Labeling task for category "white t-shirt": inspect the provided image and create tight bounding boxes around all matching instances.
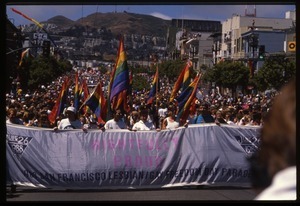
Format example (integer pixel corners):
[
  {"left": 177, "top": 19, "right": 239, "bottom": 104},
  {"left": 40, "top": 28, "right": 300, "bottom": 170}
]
[
  {"left": 165, "top": 117, "right": 179, "bottom": 130},
  {"left": 158, "top": 108, "right": 168, "bottom": 118},
  {"left": 104, "top": 119, "right": 127, "bottom": 129},
  {"left": 132, "top": 120, "right": 156, "bottom": 131},
  {"left": 58, "top": 118, "right": 83, "bottom": 129},
  {"left": 254, "top": 166, "right": 296, "bottom": 200}
]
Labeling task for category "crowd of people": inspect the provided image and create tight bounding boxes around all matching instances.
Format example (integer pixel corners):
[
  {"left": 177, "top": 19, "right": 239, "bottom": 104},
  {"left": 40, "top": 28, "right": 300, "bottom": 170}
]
[
  {"left": 6, "top": 66, "right": 278, "bottom": 132},
  {"left": 6, "top": 65, "right": 296, "bottom": 200}
]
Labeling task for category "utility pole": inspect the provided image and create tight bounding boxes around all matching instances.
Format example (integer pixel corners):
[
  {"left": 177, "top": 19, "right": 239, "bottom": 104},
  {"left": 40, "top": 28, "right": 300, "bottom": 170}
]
[
  {"left": 248, "top": 32, "right": 258, "bottom": 78},
  {"left": 197, "top": 33, "right": 202, "bottom": 72}
]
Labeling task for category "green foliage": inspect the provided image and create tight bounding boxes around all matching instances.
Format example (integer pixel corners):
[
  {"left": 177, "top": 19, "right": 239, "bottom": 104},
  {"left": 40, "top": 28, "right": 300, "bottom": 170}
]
[
  {"left": 253, "top": 54, "right": 296, "bottom": 91},
  {"left": 131, "top": 74, "right": 149, "bottom": 91},
  {"left": 203, "top": 61, "right": 249, "bottom": 90},
  {"left": 98, "top": 65, "right": 108, "bottom": 74},
  {"left": 27, "top": 56, "right": 72, "bottom": 89},
  {"left": 159, "top": 59, "right": 196, "bottom": 81}
]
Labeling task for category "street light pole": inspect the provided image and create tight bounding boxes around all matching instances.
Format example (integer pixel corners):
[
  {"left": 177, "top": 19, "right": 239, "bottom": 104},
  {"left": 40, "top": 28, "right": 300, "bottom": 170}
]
[{"left": 197, "top": 33, "right": 202, "bottom": 72}]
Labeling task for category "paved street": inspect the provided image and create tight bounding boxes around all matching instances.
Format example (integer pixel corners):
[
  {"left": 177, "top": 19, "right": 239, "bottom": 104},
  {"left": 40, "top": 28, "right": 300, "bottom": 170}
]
[{"left": 6, "top": 185, "right": 257, "bottom": 202}]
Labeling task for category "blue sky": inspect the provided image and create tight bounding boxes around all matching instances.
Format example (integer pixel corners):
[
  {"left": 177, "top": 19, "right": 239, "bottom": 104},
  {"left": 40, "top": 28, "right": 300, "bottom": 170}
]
[{"left": 6, "top": 3, "right": 296, "bottom": 26}]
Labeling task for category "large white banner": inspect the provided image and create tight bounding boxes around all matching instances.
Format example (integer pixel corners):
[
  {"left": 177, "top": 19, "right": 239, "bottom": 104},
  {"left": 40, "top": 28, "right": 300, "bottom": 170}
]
[{"left": 6, "top": 123, "right": 261, "bottom": 189}]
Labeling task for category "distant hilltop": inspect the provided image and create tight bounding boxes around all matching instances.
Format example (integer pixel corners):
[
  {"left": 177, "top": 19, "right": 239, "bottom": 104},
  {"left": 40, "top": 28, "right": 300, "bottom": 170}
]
[{"left": 42, "top": 11, "right": 171, "bottom": 37}]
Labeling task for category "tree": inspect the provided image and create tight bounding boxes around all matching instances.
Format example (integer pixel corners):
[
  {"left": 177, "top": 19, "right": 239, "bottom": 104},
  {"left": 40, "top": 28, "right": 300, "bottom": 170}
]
[
  {"left": 203, "top": 61, "right": 249, "bottom": 97},
  {"left": 132, "top": 74, "right": 149, "bottom": 91},
  {"left": 27, "top": 56, "right": 72, "bottom": 89},
  {"left": 253, "top": 54, "right": 296, "bottom": 91}
]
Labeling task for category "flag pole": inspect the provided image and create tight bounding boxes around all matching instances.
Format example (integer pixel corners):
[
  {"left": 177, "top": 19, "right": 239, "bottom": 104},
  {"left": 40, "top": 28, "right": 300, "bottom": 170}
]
[{"left": 155, "top": 62, "right": 159, "bottom": 110}]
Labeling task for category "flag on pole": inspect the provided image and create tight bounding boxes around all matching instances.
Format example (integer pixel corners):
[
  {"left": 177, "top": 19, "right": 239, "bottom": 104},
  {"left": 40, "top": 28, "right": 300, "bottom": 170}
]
[
  {"left": 176, "top": 73, "right": 201, "bottom": 124},
  {"left": 169, "top": 59, "right": 192, "bottom": 103},
  {"left": 11, "top": 8, "right": 57, "bottom": 48},
  {"left": 48, "top": 77, "right": 70, "bottom": 124},
  {"left": 81, "top": 82, "right": 107, "bottom": 125},
  {"left": 108, "top": 35, "right": 130, "bottom": 115},
  {"left": 18, "top": 48, "right": 30, "bottom": 66},
  {"left": 11, "top": 8, "right": 44, "bottom": 29},
  {"left": 73, "top": 71, "right": 80, "bottom": 112},
  {"left": 146, "top": 65, "right": 159, "bottom": 105},
  {"left": 80, "top": 78, "right": 90, "bottom": 114}
]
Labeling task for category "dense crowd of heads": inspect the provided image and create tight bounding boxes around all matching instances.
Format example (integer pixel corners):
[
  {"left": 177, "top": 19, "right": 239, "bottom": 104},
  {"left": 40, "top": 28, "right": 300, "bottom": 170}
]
[{"left": 6, "top": 67, "right": 280, "bottom": 130}]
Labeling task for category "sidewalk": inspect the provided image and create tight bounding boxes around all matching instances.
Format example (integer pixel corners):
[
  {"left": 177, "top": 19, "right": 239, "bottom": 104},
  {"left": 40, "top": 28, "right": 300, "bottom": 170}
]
[{"left": 6, "top": 185, "right": 258, "bottom": 202}]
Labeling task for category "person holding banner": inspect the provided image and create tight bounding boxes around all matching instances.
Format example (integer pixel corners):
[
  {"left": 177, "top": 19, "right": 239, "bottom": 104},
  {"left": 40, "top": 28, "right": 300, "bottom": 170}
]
[
  {"left": 132, "top": 106, "right": 159, "bottom": 131},
  {"left": 6, "top": 108, "right": 24, "bottom": 125},
  {"left": 104, "top": 109, "right": 128, "bottom": 130},
  {"left": 252, "top": 78, "right": 296, "bottom": 200},
  {"left": 161, "top": 110, "right": 179, "bottom": 130},
  {"left": 53, "top": 106, "right": 86, "bottom": 131}
]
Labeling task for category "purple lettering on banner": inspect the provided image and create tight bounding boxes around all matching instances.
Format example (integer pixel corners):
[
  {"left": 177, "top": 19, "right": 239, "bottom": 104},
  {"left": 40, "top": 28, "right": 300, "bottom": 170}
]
[
  {"left": 129, "top": 137, "right": 135, "bottom": 149},
  {"left": 116, "top": 138, "right": 125, "bottom": 149},
  {"left": 124, "top": 155, "right": 132, "bottom": 167},
  {"left": 92, "top": 139, "right": 100, "bottom": 151},
  {"left": 137, "top": 138, "right": 143, "bottom": 148},
  {"left": 172, "top": 136, "right": 179, "bottom": 148},
  {"left": 114, "top": 155, "right": 122, "bottom": 167},
  {"left": 146, "top": 138, "right": 154, "bottom": 150},
  {"left": 108, "top": 139, "right": 115, "bottom": 149}
]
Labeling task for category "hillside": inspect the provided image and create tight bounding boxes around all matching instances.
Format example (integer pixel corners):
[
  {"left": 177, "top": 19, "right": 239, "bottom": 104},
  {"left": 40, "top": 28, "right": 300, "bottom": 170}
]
[
  {"left": 44, "top": 12, "right": 171, "bottom": 36},
  {"left": 45, "top": 15, "right": 75, "bottom": 28}
]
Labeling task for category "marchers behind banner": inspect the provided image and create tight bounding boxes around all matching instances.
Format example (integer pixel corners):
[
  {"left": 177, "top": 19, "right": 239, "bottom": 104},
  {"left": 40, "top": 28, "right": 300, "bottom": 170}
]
[{"left": 6, "top": 123, "right": 261, "bottom": 190}]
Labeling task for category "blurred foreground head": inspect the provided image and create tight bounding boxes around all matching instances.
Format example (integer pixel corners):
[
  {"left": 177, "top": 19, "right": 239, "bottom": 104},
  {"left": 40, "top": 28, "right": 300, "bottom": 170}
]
[{"left": 258, "top": 78, "right": 296, "bottom": 178}]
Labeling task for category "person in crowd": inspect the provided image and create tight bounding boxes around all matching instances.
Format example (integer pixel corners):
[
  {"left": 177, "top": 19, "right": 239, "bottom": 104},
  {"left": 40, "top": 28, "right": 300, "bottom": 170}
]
[
  {"left": 53, "top": 106, "right": 85, "bottom": 131},
  {"left": 79, "top": 114, "right": 91, "bottom": 129},
  {"left": 6, "top": 108, "right": 24, "bottom": 125},
  {"left": 214, "top": 110, "right": 228, "bottom": 125},
  {"left": 158, "top": 102, "right": 168, "bottom": 128},
  {"left": 127, "top": 110, "right": 140, "bottom": 130},
  {"left": 224, "top": 111, "right": 235, "bottom": 125},
  {"left": 192, "top": 105, "right": 205, "bottom": 124},
  {"left": 250, "top": 78, "right": 296, "bottom": 200},
  {"left": 38, "top": 112, "right": 52, "bottom": 128},
  {"left": 104, "top": 109, "right": 128, "bottom": 130},
  {"left": 161, "top": 110, "right": 179, "bottom": 130},
  {"left": 132, "top": 106, "right": 158, "bottom": 131},
  {"left": 201, "top": 104, "right": 215, "bottom": 123}
]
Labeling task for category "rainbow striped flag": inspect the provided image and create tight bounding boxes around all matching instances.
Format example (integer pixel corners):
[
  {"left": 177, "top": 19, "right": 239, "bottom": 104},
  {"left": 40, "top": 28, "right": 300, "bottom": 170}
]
[
  {"left": 108, "top": 35, "right": 130, "bottom": 115},
  {"left": 81, "top": 82, "right": 107, "bottom": 125},
  {"left": 80, "top": 78, "right": 90, "bottom": 114},
  {"left": 48, "top": 77, "right": 70, "bottom": 124},
  {"left": 169, "top": 60, "right": 192, "bottom": 103},
  {"left": 146, "top": 65, "right": 159, "bottom": 105},
  {"left": 73, "top": 71, "right": 80, "bottom": 112},
  {"left": 176, "top": 73, "right": 201, "bottom": 124}
]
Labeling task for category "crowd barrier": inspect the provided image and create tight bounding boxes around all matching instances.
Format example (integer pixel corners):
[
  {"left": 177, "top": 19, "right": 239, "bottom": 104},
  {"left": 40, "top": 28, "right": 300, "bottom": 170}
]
[{"left": 6, "top": 123, "right": 261, "bottom": 190}]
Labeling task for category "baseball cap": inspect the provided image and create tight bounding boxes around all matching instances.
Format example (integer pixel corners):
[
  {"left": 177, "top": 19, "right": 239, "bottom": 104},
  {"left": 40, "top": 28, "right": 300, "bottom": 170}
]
[{"left": 66, "top": 106, "right": 76, "bottom": 113}]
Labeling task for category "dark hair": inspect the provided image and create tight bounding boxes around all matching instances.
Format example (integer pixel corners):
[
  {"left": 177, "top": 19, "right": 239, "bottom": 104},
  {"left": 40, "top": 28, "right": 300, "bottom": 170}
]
[{"left": 256, "top": 78, "right": 296, "bottom": 178}]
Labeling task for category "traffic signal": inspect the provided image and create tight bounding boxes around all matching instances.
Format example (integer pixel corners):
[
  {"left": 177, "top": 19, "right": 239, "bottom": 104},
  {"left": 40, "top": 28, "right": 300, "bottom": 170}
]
[
  {"left": 42, "top": 40, "right": 50, "bottom": 57},
  {"left": 258, "top": 45, "right": 265, "bottom": 60}
]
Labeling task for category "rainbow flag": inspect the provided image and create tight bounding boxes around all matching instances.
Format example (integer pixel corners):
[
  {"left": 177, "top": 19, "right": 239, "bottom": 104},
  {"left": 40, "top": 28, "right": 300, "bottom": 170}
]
[
  {"left": 108, "top": 36, "right": 130, "bottom": 114},
  {"left": 81, "top": 82, "right": 107, "bottom": 125},
  {"left": 169, "top": 60, "right": 192, "bottom": 103},
  {"left": 73, "top": 71, "right": 80, "bottom": 112},
  {"left": 176, "top": 73, "right": 201, "bottom": 123},
  {"left": 11, "top": 8, "right": 57, "bottom": 48},
  {"left": 48, "top": 77, "right": 70, "bottom": 124},
  {"left": 146, "top": 65, "right": 159, "bottom": 105},
  {"left": 78, "top": 78, "right": 90, "bottom": 114},
  {"left": 18, "top": 48, "right": 31, "bottom": 66}
]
